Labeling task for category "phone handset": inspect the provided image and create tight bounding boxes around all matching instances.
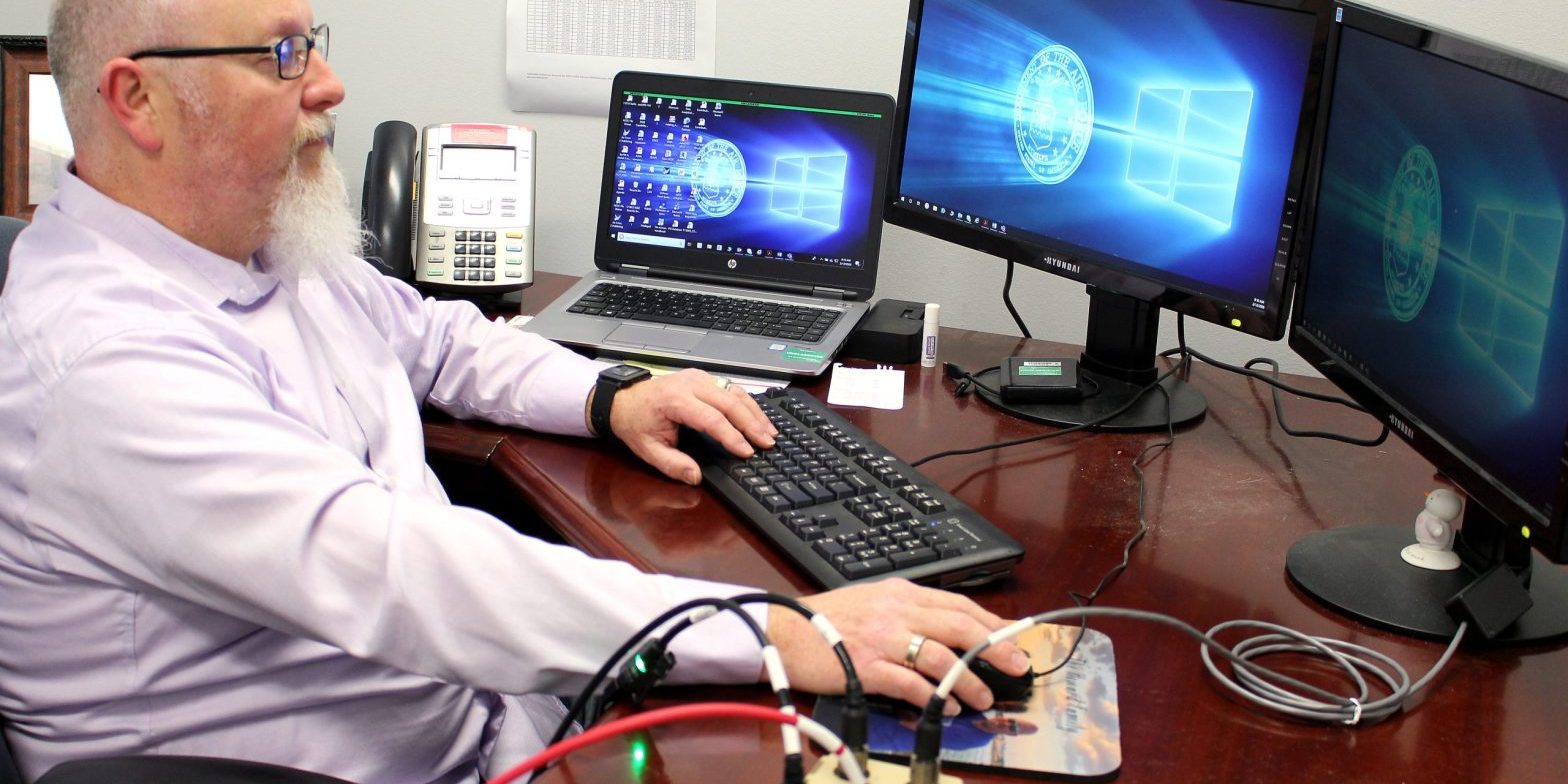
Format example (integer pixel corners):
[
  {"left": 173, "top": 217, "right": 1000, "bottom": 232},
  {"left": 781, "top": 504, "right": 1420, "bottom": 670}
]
[{"left": 362, "top": 120, "right": 418, "bottom": 280}]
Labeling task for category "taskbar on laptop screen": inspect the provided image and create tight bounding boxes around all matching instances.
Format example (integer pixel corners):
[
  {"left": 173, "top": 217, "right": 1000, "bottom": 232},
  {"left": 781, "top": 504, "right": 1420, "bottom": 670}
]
[{"left": 609, "top": 90, "right": 887, "bottom": 272}]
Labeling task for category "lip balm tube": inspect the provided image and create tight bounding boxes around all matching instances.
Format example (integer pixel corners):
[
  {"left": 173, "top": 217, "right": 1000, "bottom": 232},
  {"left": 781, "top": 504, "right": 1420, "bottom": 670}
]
[{"left": 921, "top": 303, "right": 940, "bottom": 367}]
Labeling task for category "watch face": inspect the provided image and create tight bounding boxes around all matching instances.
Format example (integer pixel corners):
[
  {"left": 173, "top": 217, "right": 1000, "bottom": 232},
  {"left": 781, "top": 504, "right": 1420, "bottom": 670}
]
[{"left": 604, "top": 364, "right": 649, "bottom": 382}]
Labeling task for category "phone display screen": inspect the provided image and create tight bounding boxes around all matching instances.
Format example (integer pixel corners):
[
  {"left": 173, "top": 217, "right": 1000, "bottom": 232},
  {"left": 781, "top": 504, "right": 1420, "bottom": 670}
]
[{"left": 439, "top": 146, "right": 517, "bottom": 180}]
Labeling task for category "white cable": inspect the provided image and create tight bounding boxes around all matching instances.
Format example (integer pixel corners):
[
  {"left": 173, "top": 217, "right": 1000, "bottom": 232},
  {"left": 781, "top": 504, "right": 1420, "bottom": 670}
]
[
  {"left": 761, "top": 645, "right": 802, "bottom": 756},
  {"left": 794, "top": 714, "right": 867, "bottom": 784},
  {"left": 931, "top": 606, "right": 1467, "bottom": 727},
  {"left": 810, "top": 613, "right": 846, "bottom": 647}
]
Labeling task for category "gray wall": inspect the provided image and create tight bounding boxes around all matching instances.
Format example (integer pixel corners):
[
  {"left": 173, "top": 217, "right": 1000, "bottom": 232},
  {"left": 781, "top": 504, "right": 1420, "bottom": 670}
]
[{"left": 8, "top": 1, "right": 1567, "bottom": 375}]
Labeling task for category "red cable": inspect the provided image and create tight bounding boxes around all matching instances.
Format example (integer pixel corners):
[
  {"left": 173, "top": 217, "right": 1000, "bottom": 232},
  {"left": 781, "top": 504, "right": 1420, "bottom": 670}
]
[{"left": 485, "top": 702, "right": 826, "bottom": 784}]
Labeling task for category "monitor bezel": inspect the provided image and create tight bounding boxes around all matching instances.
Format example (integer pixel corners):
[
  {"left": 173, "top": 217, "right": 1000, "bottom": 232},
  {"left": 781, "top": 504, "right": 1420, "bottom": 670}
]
[
  {"left": 1287, "top": 2, "right": 1568, "bottom": 563},
  {"left": 884, "top": 0, "right": 1332, "bottom": 340}
]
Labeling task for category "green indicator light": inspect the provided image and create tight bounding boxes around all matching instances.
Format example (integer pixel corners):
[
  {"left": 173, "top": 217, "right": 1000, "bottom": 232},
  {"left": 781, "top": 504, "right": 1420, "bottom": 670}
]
[
  {"left": 633, "top": 654, "right": 648, "bottom": 674},
  {"left": 629, "top": 737, "right": 650, "bottom": 778}
]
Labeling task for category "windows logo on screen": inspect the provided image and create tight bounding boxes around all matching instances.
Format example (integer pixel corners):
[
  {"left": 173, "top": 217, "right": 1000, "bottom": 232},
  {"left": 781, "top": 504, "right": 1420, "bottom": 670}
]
[
  {"left": 1126, "top": 87, "right": 1254, "bottom": 228},
  {"left": 770, "top": 153, "right": 848, "bottom": 229},
  {"left": 1457, "top": 206, "right": 1564, "bottom": 403}
]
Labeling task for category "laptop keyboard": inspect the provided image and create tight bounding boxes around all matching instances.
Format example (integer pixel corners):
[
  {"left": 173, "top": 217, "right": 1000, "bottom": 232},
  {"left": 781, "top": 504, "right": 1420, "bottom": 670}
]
[
  {"left": 567, "top": 283, "right": 843, "bottom": 343},
  {"left": 684, "top": 388, "right": 1025, "bottom": 589}
]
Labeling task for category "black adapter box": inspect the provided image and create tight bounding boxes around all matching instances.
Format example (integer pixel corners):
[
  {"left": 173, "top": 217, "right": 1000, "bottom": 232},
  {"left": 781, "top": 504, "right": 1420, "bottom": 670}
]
[
  {"left": 841, "top": 299, "right": 926, "bottom": 364},
  {"left": 1001, "top": 357, "right": 1081, "bottom": 403}
]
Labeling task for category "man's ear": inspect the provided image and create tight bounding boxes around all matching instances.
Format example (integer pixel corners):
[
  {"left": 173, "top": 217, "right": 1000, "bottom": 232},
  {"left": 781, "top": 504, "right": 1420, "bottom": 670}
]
[{"left": 97, "top": 57, "right": 165, "bottom": 152}]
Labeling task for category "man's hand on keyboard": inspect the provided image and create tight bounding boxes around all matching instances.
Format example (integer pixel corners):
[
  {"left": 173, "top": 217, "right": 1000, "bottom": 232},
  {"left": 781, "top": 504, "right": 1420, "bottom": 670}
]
[
  {"left": 609, "top": 368, "right": 778, "bottom": 485},
  {"left": 770, "top": 578, "right": 1032, "bottom": 714}
]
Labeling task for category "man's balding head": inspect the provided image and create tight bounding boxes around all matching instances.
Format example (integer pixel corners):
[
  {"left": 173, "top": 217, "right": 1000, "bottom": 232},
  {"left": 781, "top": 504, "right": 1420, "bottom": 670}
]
[{"left": 48, "top": 0, "right": 193, "bottom": 152}]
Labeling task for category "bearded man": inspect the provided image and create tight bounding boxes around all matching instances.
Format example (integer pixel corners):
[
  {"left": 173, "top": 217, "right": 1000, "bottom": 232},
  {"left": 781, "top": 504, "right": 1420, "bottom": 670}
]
[{"left": 0, "top": 1, "right": 1028, "bottom": 782}]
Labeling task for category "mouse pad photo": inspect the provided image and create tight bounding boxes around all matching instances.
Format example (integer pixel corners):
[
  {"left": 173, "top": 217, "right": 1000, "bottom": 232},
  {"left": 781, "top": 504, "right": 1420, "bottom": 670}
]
[{"left": 814, "top": 623, "right": 1121, "bottom": 780}]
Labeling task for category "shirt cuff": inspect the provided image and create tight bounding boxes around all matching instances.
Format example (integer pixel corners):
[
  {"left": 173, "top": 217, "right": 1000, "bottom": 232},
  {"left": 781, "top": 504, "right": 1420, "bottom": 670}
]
[{"left": 513, "top": 337, "right": 603, "bottom": 437}]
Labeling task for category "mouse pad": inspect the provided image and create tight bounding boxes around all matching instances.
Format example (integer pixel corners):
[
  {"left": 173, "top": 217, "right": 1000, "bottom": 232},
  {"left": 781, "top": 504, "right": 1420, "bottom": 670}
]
[{"left": 814, "top": 623, "right": 1121, "bottom": 780}]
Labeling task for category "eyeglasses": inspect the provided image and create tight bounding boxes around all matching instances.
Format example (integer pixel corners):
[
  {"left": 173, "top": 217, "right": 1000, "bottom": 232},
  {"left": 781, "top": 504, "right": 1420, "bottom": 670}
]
[{"left": 128, "top": 24, "right": 329, "bottom": 81}]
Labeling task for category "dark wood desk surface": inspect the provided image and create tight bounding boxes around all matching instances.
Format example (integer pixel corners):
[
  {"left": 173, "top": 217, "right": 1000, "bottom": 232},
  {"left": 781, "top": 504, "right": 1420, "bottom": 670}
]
[{"left": 425, "top": 273, "right": 1567, "bottom": 783}]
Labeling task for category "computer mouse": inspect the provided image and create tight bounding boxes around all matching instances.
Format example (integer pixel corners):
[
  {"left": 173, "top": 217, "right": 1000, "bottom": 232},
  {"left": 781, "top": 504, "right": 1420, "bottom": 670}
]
[{"left": 969, "top": 658, "right": 1035, "bottom": 704}]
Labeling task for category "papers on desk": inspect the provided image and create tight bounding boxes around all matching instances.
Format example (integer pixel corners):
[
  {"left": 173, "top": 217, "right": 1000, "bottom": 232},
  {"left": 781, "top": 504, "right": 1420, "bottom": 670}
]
[{"left": 826, "top": 363, "right": 905, "bottom": 410}]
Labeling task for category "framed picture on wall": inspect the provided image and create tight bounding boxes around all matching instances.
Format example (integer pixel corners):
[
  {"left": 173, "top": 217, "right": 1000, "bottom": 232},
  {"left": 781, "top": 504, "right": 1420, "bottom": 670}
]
[{"left": 3, "top": 36, "right": 73, "bottom": 220}]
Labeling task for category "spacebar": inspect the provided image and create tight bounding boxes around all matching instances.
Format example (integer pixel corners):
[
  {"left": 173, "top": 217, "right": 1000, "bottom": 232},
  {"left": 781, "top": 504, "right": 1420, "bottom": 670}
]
[{"left": 630, "top": 313, "right": 714, "bottom": 328}]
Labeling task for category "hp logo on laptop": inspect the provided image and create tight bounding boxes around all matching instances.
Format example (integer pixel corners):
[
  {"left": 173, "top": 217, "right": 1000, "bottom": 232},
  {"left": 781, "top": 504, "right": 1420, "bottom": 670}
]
[{"left": 728, "top": 259, "right": 738, "bottom": 269}]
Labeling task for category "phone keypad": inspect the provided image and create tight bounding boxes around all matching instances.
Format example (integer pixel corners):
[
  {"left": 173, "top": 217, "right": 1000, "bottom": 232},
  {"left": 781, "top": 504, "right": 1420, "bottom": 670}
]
[{"left": 421, "top": 227, "right": 524, "bottom": 286}]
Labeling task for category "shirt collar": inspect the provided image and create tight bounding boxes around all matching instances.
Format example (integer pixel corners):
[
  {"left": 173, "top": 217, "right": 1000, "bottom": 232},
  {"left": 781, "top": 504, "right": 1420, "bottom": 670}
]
[{"left": 53, "top": 166, "right": 280, "bottom": 308}]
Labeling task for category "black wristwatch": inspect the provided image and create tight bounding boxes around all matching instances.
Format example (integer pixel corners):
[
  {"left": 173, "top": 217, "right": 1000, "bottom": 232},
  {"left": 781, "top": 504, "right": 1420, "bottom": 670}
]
[{"left": 590, "top": 364, "right": 652, "bottom": 438}]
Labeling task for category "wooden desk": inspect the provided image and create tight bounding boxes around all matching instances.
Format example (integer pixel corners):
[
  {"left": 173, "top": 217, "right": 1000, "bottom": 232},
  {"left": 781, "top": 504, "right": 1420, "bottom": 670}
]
[{"left": 425, "top": 273, "right": 1567, "bottom": 783}]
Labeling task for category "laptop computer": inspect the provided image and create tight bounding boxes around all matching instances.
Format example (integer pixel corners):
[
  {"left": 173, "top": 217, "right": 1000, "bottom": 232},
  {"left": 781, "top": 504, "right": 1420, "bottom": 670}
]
[{"left": 522, "top": 71, "right": 896, "bottom": 378}]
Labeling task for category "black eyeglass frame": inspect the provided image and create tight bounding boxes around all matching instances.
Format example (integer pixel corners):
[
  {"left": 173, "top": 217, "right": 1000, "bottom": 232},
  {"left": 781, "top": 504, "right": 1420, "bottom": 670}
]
[{"left": 127, "top": 23, "right": 329, "bottom": 80}]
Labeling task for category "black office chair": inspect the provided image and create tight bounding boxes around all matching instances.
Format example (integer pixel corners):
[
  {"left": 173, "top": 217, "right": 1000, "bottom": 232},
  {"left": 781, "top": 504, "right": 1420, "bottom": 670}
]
[
  {"left": 1, "top": 214, "right": 355, "bottom": 783},
  {"left": 0, "top": 215, "right": 24, "bottom": 292}
]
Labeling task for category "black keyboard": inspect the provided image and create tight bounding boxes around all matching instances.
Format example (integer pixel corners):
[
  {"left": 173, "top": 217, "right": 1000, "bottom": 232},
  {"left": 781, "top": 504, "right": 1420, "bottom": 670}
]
[
  {"left": 567, "top": 283, "right": 843, "bottom": 343},
  {"left": 686, "top": 388, "right": 1024, "bottom": 589}
]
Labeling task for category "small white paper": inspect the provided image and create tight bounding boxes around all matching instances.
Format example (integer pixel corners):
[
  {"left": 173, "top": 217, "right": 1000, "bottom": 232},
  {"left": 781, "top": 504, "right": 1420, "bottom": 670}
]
[{"left": 826, "top": 363, "right": 905, "bottom": 410}]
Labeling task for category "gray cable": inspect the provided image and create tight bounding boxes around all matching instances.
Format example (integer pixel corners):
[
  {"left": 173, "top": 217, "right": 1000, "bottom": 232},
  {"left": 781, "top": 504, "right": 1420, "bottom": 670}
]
[{"left": 952, "top": 607, "right": 1467, "bottom": 726}]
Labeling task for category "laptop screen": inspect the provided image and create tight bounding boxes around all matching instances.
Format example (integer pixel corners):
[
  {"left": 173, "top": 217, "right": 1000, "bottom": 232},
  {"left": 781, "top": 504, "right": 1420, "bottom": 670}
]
[{"left": 596, "top": 72, "right": 896, "bottom": 300}]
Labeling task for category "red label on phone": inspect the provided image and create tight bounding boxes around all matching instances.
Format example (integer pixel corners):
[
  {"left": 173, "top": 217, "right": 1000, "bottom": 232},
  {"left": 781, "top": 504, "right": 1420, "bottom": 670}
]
[{"left": 450, "top": 124, "right": 509, "bottom": 145}]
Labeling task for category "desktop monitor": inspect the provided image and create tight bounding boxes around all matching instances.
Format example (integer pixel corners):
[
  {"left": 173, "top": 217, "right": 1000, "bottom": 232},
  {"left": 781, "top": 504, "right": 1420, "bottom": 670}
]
[
  {"left": 1287, "top": 4, "right": 1568, "bottom": 642},
  {"left": 887, "top": 0, "right": 1327, "bottom": 429}
]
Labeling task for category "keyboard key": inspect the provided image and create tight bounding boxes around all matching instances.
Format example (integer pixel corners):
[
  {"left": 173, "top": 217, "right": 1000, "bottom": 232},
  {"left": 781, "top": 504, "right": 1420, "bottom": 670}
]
[{"left": 891, "top": 548, "right": 939, "bottom": 569}]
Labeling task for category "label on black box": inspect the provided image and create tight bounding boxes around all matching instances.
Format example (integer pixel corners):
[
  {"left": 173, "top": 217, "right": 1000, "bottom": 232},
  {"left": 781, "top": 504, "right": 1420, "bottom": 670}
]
[{"left": 1016, "top": 360, "right": 1064, "bottom": 377}]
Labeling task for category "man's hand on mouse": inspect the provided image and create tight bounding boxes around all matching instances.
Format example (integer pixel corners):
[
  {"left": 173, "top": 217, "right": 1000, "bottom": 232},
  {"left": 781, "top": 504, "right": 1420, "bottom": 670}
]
[{"left": 766, "top": 578, "right": 1032, "bottom": 715}]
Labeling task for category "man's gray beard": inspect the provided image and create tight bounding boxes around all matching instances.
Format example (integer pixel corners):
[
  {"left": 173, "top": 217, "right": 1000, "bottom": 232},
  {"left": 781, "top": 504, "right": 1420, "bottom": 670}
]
[{"left": 262, "top": 151, "right": 367, "bottom": 282}]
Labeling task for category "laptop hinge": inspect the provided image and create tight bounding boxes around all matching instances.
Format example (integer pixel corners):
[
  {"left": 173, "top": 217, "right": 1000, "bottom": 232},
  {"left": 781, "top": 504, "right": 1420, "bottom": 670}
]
[
  {"left": 618, "top": 264, "right": 653, "bottom": 277},
  {"left": 812, "top": 286, "right": 854, "bottom": 301}
]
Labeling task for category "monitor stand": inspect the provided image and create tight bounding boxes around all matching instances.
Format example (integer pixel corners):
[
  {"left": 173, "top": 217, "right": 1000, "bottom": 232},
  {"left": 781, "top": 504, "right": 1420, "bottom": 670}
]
[
  {"left": 973, "top": 286, "right": 1206, "bottom": 431},
  {"left": 1287, "top": 505, "right": 1568, "bottom": 643}
]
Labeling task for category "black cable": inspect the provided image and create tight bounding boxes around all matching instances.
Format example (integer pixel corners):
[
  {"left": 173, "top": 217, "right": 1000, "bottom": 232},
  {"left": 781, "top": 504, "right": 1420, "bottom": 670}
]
[
  {"left": 1002, "top": 258, "right": 1032, "bottom": 339},
  {"left": 1161, "top": 316, "right": 1389, "bottom": 447},
  {"left": 729, "top": 593, "right": 870, "bottom": 773},
  {"left": 531, "top": 597, "right": 767, "bottom": 782},
  {"left": 942, "top": 362, "right": 1000, "bottom": 398},
  {"left": 534, "top": 594, "right": 865, "bottom": 784},
  {"left": 911, "top": 360, "right": 1181, "bottom": 467},
  {"left": 1242, "top": 358, "right": 1389, "bottom": 446},
  {"left": 1039, "top": 365, "right": 1180, "bottom": 679},
  {"left": 944, "top": 362, "right": 1102, "bottom": 402}
]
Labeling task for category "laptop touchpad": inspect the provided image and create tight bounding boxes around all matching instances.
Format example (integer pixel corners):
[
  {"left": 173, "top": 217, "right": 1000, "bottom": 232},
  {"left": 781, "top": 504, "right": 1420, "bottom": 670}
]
[{"left": 605, "top": 324, "right": 704, "bottom": 353}]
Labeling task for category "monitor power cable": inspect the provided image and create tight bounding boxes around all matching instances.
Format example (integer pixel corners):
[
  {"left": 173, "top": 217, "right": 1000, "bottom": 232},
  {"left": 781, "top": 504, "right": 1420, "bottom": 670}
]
[
  {"left": 1002, "top": 257, "right": 1033, "bottom": 339},
  {"left": 1163, "top": 315, "right": 1389, "bottom": 447}
]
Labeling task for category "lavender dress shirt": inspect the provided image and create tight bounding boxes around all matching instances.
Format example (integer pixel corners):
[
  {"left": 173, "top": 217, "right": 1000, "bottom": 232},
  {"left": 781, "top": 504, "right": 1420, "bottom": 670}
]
[{"left": 0, "top": 171, "right": 765, "bottom": 783}]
